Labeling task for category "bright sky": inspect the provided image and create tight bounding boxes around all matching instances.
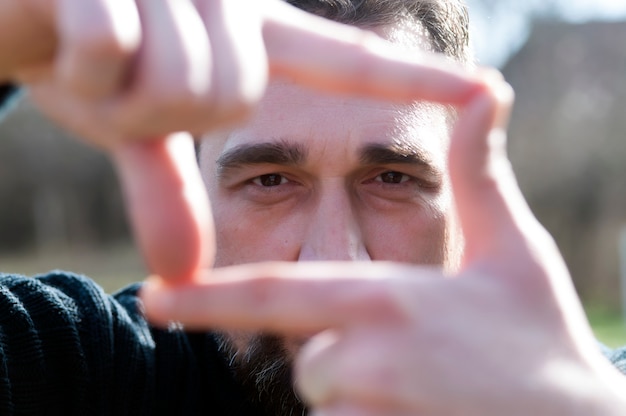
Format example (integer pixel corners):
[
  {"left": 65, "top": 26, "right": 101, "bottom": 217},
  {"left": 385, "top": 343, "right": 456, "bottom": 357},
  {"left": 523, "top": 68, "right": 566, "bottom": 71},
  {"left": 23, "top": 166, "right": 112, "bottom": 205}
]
[
  {"left": 556, "top": 0, "right": 626, "bottom": 22},
  {"left": 467, "top": 0, "right": 626, "bottom": 67}
]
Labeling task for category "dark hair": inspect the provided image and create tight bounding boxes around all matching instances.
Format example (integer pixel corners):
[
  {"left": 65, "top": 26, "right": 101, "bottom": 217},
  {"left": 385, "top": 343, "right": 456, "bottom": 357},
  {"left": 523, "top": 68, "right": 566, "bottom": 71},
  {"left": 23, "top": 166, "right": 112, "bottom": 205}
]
[{"left": 285, "top": 0, "right": 471, "bottom": 62}]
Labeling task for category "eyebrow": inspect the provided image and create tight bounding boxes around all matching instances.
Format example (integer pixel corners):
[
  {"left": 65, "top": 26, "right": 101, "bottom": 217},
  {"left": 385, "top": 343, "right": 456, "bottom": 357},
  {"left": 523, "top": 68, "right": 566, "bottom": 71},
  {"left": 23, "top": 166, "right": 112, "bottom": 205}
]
[
  {"left": 216, "top": 139, "right": 441, "bottom": 180},
  {"left": 216, "top": 140, "right": 307, "bottom": 177},
  {"left": 359, "top": 143, "right": 441, "bottom": 178}
]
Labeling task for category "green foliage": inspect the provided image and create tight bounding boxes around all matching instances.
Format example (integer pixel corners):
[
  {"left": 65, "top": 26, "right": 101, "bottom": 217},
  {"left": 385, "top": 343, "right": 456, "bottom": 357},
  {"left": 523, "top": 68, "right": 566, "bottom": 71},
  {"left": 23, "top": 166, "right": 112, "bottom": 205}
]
[{"left": 586, "top": 307, "right": 626, "bottom": 348}]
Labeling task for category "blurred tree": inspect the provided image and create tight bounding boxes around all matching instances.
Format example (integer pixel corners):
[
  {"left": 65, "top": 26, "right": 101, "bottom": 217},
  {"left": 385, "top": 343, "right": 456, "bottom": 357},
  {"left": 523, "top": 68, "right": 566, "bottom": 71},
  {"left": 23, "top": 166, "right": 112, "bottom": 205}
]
[
  {"left": 504, "top": 20, "right": 626, "bottom": 307},
  {"left": 465, "top": 0, "right": 626, "bottom": 66},
  {"left": 0, "top": 98, "right": 130, "bottom": 254}
]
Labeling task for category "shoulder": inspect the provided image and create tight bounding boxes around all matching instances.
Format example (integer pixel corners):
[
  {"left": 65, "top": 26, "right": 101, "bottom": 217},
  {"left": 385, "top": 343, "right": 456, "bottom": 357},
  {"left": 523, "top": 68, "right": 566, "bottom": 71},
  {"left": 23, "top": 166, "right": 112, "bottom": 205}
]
[
  {"left": 0, "top": 270, "right": 108, "bottom": 316},
  {"left": 0, "top": 83, "right": 20, "bottom": 122},
  {"left": 0, "top": 270, "right": 142, "bottom": 323},
  {"left": 607, "top": 346, "right": 626, "bottom": 375},
  {"left": 0, "top": 270, "right": 154, "bottom": 358},
  {"left": 0, "top": 272, "right": 257, "bottom": 414},
  {"left": 599, "top": 341, "right": 626, "bottom": 375},
  {"left": 0, "top": 271, "right": 157, "bottom": 413}
]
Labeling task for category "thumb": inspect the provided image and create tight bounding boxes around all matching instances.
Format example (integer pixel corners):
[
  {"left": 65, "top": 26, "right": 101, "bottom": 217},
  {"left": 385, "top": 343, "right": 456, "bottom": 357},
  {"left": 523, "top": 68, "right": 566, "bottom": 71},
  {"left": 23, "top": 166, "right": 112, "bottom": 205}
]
[
  {"left": 112, "top": 133, "right": 214, "bottom": 282},
  {"left": 449, "top": 72, "right": 537, "bottom": 266}
]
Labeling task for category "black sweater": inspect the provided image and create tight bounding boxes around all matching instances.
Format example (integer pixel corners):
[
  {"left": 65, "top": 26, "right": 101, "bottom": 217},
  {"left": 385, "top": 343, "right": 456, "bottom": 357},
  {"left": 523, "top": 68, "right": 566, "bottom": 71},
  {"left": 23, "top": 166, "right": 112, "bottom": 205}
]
[{"left": 0, "top": 272, "right": 262, "bottom": 416}]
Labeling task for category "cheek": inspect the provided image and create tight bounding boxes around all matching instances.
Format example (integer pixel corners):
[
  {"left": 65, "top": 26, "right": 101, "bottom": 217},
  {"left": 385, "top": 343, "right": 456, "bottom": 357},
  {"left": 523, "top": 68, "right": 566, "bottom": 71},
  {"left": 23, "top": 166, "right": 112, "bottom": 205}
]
[
  {"left": 363, "top": 203, "right": 451, "bottom": 265},
  {"left": 211, "top": 196, "right": 305, "bottom": 266}
]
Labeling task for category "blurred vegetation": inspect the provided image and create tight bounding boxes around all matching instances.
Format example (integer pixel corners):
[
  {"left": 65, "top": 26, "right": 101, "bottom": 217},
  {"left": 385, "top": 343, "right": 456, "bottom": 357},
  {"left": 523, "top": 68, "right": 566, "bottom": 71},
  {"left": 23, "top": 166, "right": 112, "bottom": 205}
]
[
  {"left": 587, "top": 307, "right": 626, "bottom": 348},
  {"left": 0, "top": 243, "right": 145, "bottom": 294},
  {"left": 504, "top": 20, "right": 626, "bottom": 309}
]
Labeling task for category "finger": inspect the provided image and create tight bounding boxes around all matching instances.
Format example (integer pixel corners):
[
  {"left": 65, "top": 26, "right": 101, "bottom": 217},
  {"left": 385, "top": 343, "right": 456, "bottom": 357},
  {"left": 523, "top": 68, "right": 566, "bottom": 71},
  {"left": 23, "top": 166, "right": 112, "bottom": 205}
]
[
  {"left": 0, "top": 0, "right": 56, "bottom": 80},
  {"left": 296, "top": 330, "right": 424, "bottom": 410},
  {"left": 112, "top": 133, "right": 214, "bottom": 282},
  {"left": 196, "top": 0, "right": 268, "bottom": 125},
  {"left": 104, "top": 0, "right": 212, "bottom": 136},
  {"left": 448, "top": 72, "right": 548, "bottom": 266},
  {"left": 312, "top": 402, "right": 414, "bottom": 416},
  {"left": 56, "top": 0, "right": 141, "bottom": 99},
  {"left": 262, "top": 2, "right": 481, "bottom": 104},
  {"left": 141, "top": 262, "right": 440, "bottom": 330}
]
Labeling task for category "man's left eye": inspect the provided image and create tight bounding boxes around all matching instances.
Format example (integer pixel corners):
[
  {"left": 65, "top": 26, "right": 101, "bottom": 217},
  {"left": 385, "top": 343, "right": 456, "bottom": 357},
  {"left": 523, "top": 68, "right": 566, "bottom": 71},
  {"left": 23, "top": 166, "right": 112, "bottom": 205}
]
[
  {"left": 252, "top": 174, "right": 289, "bottom": 187},
  {"left": 375, "top": 171, "right": 410, "bottom": 184}
]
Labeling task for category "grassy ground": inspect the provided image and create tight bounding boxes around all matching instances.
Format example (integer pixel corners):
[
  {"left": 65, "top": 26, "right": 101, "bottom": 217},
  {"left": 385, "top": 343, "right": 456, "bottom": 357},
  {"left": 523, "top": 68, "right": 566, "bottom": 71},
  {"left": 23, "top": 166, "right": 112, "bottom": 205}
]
[
  {"left": 1, "top": 246, "right": 625, "bottom": 348},
  {"left": 0, "top": 244, "right": 145, "bottom": 293},
  {"left": 586, "top": 308, "right": 626, "bottom": 349}
]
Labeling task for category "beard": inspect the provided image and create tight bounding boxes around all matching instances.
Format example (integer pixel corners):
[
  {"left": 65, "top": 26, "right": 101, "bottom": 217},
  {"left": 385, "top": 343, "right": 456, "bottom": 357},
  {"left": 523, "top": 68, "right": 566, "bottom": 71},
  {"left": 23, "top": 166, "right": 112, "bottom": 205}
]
[{"left": 215, "top": 332, "right": 308, "bottom": 416}]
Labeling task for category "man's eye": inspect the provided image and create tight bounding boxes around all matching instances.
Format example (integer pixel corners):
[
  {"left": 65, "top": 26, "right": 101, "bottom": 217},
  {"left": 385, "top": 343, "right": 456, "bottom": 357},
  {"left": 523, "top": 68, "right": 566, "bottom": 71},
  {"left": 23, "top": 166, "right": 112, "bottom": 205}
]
[
  {"left": 375, "top": 171, "right": 410, "bottom": 184},
  {"left": 252, "top": 174, "right": 289, "bottom": 187}
]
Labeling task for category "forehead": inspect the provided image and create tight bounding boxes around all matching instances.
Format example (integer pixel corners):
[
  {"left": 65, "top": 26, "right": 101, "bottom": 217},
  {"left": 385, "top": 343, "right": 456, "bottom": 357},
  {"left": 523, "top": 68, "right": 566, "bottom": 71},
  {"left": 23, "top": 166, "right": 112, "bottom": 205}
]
[
  {"left": 202, "top": 20, "right": 449, "bottom": 165},
  {"left": 220, "top": 85, "right": 449, "bottom": 164}
]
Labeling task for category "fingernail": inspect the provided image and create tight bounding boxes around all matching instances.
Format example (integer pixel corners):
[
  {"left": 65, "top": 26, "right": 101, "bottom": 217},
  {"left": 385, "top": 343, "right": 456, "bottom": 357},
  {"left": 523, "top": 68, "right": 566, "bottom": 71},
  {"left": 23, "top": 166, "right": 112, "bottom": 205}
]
[{"left": 140, "top": 277, "right": 175, "bottom": 324}]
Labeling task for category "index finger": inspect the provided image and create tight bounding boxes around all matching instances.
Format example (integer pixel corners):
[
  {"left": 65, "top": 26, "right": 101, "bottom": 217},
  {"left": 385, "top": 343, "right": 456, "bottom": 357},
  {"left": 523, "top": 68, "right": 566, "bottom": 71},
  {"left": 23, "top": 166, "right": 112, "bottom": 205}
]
[
  {"left": 141, "top": 262, "right": 441, "bottom": 331},
  {"left": 262, "top": 1, "right": 482, "bottom": 105},
  {"left": 56, "top": 0, "right": 141, "bottom": 99},
  {"left": 113, "top": 133, "right": 214, "bottom": 282}
]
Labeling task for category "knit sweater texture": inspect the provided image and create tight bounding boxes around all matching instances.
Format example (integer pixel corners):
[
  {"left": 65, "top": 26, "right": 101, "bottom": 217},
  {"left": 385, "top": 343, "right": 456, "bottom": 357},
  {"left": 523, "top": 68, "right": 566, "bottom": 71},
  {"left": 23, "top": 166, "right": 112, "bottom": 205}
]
[
  {"left": 0, "top": 84, "right": 20, "bottom": 122},
  {"left": 0, "top": 272, "right": 263, "bottom": 416}
]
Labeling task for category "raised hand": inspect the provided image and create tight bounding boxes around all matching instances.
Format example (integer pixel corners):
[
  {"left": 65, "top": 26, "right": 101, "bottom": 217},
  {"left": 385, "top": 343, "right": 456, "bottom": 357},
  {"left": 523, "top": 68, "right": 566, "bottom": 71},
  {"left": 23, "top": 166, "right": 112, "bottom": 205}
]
[
  {"left": 141, "top": 70, "right": 626, "bottom": 415},
  {"left": 5, "top": 2, "right": 623, "bottom": 411},
  {"left": 0, "top": 0, "right": 482, "bottom": 282}
]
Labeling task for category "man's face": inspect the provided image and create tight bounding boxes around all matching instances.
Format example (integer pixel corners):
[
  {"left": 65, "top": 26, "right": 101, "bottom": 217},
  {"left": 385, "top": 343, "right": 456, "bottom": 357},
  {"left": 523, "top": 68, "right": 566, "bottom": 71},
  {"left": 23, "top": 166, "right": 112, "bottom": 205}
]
[
  {"left": 198, "top": 21, "right": 462, "bottom": 414},
  {"left": 200, "top": 86, "right": 460, "bottom": 267}
]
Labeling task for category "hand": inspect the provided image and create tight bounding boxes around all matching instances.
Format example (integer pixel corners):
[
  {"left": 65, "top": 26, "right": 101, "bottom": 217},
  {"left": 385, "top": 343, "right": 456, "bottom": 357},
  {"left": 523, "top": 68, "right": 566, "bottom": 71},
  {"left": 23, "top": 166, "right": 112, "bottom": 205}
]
[
  {"left": 141, "top": 71, "right": 626, "bottom": 414},
  {"left": 0, "top": 0, "right": 482, "bottom": 281}
]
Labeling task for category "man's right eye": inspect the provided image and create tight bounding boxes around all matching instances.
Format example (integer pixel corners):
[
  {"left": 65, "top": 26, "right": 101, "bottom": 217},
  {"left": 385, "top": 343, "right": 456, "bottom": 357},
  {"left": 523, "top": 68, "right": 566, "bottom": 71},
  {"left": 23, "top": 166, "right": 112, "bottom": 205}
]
[{"left": 252, "top": 174, "right": 289, "bottom": 187}]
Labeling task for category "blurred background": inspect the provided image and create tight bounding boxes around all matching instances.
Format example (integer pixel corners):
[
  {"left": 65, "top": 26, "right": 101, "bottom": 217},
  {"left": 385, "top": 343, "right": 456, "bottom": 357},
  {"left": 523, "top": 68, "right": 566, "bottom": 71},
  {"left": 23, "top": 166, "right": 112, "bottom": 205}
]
[{"left": 0, "top": 0, "right": 625, "bottom": 346}]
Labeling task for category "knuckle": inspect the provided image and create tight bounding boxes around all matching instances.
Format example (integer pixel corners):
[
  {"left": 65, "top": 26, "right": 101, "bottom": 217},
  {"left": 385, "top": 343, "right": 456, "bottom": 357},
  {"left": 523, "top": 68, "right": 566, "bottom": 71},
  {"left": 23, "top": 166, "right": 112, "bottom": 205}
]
[
  {"left": 141, "top": 90, "right": 200, "bottom": 120},
  {"left": 215, "top": 94, "right": 256, "bottom": 123},
  {"left": 202, "top": 90, "right": 257, "bottom": 130},
  {"left": 73, "top": 29, "right": 132, "bottom": 62},
  {"left": 212, "top": 71, "right": 267, "bottom": 124},
  {"left": 344, "top": 33, "right": 382, "bottom": 88},
  {"left": 500, "top": 81, "right": 516, "bottom": 106},
  {"left": 335, "top": 344, "right": 407, "bottom": 401},
  {"left": 474, "top": 68, "right": 515, "bottom": 106},
  {"left": 242, "top": 276, "right": 278, "bottom": 309},
  {"left": 238, "top": 276, "right": 304, "bottom": 323},
  {"left": 344, "top": 282, "right": 409, "bottom": 323}
]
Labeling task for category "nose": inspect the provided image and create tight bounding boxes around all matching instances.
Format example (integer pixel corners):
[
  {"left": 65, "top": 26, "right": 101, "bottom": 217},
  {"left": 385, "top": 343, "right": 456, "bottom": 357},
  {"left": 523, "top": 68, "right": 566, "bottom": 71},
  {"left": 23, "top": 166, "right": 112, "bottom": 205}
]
[{"left": 298, "top": 184, "right": 371, "bottom": 261}]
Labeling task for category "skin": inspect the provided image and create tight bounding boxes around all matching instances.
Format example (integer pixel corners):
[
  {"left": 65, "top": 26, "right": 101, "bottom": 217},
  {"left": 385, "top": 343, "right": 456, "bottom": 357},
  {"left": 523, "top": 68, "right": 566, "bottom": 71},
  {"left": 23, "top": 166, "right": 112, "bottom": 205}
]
[
  {"left": 201, "top": 86, "right": 459, "bottom": 267},
  {"left": 146, "top": 71, "right": 626, "bottom": 415},
  {"left": 2, "top": 0, "right": 626, "bottom": 414},
  {"left": 186, "top": 22, "right": 625, "bottom": 415},
  {"left": 197, "top": 28, "right": 462, "bottom": 410},
  {"left": 199, "top": 73, "right": 462, "bottom": 412},
  {"left": 0, "top": 0, "right": 479, "bottom": 282}
]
